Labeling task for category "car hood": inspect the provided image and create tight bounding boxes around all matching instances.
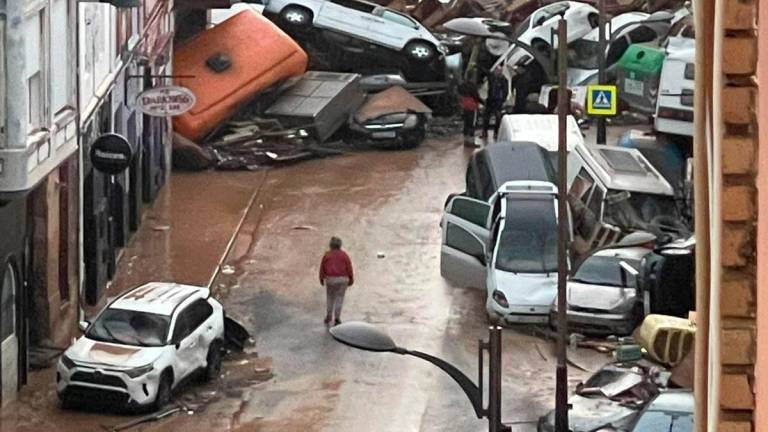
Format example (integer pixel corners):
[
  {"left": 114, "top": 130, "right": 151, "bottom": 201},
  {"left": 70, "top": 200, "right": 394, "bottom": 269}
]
[
  {"left": 541, "top": 395, "right": 638, "bottom": 431},
  {"left": 567, "top": 281, "right": 636, "bottom": 312},
  {"left": 65, "top": 337, "right": 165, "bottom": 368},
  {"left": 493, "top": 270, "right": 556, "bottom": 307}
]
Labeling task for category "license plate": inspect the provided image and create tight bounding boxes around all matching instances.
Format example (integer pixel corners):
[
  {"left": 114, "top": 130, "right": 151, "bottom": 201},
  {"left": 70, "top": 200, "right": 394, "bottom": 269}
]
[
  {"left": 624, "top": 78, "right": 644, "bottom": 96},
  {"left": 372, "top": 131, "right": 397, "bottom": 139}
]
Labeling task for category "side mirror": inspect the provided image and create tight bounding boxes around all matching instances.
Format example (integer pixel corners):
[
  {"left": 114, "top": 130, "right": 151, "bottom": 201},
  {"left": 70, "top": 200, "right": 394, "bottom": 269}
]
[
  {"left": 78, "top": 321, "right": 89, "bottom": 332},
  {"left": 619, "top": 261, "right": 640, "bottom": 289}
]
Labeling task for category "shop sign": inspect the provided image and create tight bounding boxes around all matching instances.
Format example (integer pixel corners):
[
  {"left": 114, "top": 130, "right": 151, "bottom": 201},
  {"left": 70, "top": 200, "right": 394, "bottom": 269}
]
[
  {"left": 136, "top": 86, "right": 196, "bottom": 117},
  {"left": 90, "top": 134, "right": 133, "bottom": 175}
]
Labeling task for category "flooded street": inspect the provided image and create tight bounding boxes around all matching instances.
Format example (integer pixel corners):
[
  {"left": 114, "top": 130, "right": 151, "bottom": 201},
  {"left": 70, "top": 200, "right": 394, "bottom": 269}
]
[{"left": 0, "top": 136, "right": 607, "bottom": 432}]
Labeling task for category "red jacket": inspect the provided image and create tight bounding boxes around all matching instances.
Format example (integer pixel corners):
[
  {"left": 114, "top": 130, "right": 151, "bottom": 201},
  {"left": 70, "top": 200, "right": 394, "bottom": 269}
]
[{"left": 319, "top": 249, "right": 354, "bottom": 286}]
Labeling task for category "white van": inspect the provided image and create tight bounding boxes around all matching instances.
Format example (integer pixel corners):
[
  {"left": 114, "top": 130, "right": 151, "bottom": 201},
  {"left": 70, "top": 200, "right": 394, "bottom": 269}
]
[
  {"left": 496, "top": 114, "right": 582, "bottom": 166},
  {"left": 441, "top": 181, "right": 561, "bottom": 324},
  {"left": 654, "top": 36, "right": 694, "bottom": 136}
]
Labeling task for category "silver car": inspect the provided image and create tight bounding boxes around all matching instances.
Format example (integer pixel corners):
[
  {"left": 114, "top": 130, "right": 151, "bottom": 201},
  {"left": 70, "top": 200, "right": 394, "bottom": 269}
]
[
  {"left": 263, "top": 0, "right": 445, "bottom": 62},
  {"left": 550, "top": 246, "right": 651, "bottom": 336}
]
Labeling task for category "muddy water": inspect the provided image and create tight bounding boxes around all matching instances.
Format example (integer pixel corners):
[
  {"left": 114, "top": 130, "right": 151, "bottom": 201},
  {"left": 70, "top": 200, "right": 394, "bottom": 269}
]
[{"left": 0, "top": 136, "right": 608, "bottom": 432}]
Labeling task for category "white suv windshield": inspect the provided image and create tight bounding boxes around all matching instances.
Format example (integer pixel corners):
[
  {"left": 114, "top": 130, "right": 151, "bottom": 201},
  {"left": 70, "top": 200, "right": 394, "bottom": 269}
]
[
  {"left": 495, "top": 196, "right": 558, "bottom": 274},
  {"left": 87, "top": 309, "right": 170, "bottom": 347}
]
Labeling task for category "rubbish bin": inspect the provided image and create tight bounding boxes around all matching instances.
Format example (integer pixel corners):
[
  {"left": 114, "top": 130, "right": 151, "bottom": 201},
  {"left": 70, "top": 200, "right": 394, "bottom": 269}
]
[{"left": 616, "top": 44, "right": 666, "bottom": 115}]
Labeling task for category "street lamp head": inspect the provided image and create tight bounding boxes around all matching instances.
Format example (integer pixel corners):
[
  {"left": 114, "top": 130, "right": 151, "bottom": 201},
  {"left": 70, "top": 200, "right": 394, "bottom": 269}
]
[{"left": 329, "top": 321, "right": 399, "bottom": 353}]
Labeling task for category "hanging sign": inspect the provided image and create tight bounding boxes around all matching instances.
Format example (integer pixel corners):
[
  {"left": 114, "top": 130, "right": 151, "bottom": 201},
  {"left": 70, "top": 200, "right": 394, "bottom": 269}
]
[
  {"left": 136, "top": 86, "right": 196, "bottom": 117},
  {"left": 90, "top": 134, "right": 133, "bottom": 175}
]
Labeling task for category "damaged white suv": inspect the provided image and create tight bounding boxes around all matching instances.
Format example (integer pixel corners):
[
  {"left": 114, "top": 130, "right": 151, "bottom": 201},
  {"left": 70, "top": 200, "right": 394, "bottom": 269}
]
[{"left": 57, "top": 283, "right": 225, "bottom": 410}]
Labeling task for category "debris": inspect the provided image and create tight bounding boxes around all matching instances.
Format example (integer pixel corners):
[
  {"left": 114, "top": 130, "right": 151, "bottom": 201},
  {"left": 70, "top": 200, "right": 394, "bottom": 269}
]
[
  {"left": 221, "top": 265, "right": 235, "bottom": 275},
  {"left": 172, "top": 133, "right": 215, "bottom": 171},
  {"left": 224, "top": 316, "right": 252, "bottom": 352},
  {"left": 292, "top": 225, "right": 315, "bottom": 231},
  {"left": 614, "top": 344, "right": 643, "bottom": 363},
  {"left": 152, "top": 225, "right": 171, "bottom": 232},
  {"left": 635, "top": 314, "right": 695, "bottom": 366},
  {"left": 669, "top": 347, "right": 695, "bottom": 389},
  {"left": 377, "top": 252, "right": 386, "bottom": 259},
  {"left": 569, "top": 333, "right": 585, "bottom": 349},
  {"left": 107, "top": 406, "right": 181, "bottom": 432},
  {"left": 264, "top": 71, "right": 366, "bottom": 142},
  {"left": 223, "top": 352, "right": 274, "bottom": 383}
]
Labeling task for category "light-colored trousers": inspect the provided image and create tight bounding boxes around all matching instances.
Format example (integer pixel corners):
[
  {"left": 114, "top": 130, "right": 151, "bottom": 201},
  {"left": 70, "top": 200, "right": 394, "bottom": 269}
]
[{"left": 325, "top": 276, "right": 349, "bottom": 321}]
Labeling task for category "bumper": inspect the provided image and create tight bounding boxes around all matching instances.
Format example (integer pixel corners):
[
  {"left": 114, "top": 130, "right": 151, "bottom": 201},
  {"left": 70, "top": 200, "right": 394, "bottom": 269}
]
[
  {"left": 486, "top": 299, "right": 550, "bottom": 325},
  {"left": 549, "top": 308, "right": 636, "bottom": 336},
  {"left": 57, "top": 362, "right": 161, "bottom": 408}
]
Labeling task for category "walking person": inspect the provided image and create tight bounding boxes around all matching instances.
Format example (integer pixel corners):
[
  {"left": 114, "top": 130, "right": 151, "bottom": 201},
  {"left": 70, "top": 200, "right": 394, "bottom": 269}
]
[
  {"left": 319, "top": 236, "right": 354, "bottom": 326},
  {"left": 458, "top": 81, "right": 483, "bottom": 147},
  {"left": 481, "top": 65, "right": 509, "bottom": 140}
]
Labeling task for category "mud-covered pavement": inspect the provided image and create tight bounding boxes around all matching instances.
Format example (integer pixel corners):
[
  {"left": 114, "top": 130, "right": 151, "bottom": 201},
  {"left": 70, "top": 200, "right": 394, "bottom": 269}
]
[{"left": 0, "top": 135, "right": 609, "bottom": 432}]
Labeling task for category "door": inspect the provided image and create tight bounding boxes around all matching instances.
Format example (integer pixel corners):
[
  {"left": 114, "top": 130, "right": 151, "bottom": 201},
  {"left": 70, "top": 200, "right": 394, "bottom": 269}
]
[
  {"left": 1, "top": 263, "right": 18, "bottom": 405},
  {"left": 441, "top": 197, "right": 490, "bottom": 289},
  {"left": 170, "top": 300, "right": 214, "bottom": 380},
  {"left": 371, "top": 8, "right": 416, "bottom": 49},
  {"left": 315, "top": 0, "right": 375, "bottom": 40}
]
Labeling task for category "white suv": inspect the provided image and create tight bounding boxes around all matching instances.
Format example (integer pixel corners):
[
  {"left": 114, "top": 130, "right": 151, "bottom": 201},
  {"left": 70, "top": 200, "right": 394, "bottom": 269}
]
[
  {"left": 57, "top": 283, "right": 225, "bottom": 410},
  {"left": 263, "top": 0, "right": 445, "bottom": 62}
]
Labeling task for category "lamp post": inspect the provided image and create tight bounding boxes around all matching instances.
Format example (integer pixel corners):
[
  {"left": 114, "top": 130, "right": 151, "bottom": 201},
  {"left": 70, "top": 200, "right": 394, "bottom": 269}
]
[{"left": 330, "top": 322, "right": 509, "bottom": 432}]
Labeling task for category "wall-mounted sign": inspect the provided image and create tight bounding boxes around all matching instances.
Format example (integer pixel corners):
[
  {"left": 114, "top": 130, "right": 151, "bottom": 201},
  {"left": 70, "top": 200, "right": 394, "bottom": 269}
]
[
  {"left": 90, "top": 134, "right": 133, "bottom": 175},
  {"left": 136, "top": 86, "right": 196, "bottom": 117}
]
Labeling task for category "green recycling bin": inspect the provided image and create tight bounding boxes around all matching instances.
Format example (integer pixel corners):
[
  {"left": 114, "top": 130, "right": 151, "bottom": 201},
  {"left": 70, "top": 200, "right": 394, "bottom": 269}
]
[{"left": 616, "top": 44, "right": 666, "bottom": 115}]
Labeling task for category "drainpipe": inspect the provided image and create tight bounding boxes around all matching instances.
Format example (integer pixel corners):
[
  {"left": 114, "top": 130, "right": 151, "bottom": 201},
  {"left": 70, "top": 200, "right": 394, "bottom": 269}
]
[{"left": 693, "top": 0, "right": 712, "bottom": 430}]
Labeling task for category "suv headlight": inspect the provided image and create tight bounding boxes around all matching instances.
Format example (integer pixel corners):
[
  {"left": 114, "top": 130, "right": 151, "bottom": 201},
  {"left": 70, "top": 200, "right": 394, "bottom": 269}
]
[
  {"left": 124, "top": 364, "right": 154, "bottom": 378},
  {"left": 60, "top": 354, "right": 77, "bottom": 370},
  {"left": 403, "top": 114, "right": 419, "bottom": 129}
]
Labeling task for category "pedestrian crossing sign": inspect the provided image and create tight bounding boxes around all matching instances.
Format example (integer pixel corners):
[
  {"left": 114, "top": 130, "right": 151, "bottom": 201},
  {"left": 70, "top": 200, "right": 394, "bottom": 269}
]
[{"left": 587, "top": 85, "right": 617, "bottom": 116}]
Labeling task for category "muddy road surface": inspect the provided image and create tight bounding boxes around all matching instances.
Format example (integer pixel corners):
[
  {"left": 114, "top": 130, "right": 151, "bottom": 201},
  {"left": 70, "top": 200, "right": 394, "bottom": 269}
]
[{"left": 0, "top": 136, "right": 607, "bottom": 432}]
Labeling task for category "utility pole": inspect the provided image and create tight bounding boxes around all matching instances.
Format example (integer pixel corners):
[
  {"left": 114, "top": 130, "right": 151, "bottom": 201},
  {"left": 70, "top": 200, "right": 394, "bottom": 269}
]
[
  {"left": 487, "top": 326, "right": 503, "bottom": 432},
  {"left": 596, "top": 0, "right": 607, "bottom": 144},
  {"left": 555, "top": 19, "right": 570, "bottom": 432}
]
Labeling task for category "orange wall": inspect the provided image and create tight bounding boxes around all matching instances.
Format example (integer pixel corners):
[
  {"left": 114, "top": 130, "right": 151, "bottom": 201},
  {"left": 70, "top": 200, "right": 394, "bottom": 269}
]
[{"left": 755, "top": 0, "right": 768, "bottom": 429}]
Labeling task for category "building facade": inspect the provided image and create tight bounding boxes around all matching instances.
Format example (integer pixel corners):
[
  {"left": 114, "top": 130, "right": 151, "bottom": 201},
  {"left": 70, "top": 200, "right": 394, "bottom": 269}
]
[
  {"left": 78, "top": 0, "right": 174, "bottom": 308},
  {"left": 0, "top": 0, "right": 79, "bottom": 406}
]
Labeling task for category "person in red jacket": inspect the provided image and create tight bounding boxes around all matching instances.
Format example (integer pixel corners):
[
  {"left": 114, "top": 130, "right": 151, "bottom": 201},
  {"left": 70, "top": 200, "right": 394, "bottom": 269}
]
[{"left": 319, "top": 236, "right": 354, "bottom": 326}]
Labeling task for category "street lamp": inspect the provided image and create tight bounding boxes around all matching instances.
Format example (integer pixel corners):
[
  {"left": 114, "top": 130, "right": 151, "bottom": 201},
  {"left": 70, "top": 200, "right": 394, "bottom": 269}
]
[{"left": 330, "top": 321, "right": 509, "bottom": 432}]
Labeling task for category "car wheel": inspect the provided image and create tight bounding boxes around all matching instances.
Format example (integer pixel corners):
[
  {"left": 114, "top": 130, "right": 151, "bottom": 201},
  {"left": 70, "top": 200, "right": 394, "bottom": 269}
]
[
  {"left": 154, "top": 374, "right": 172, "bottom": 410},
  {"left": 405, "top": 41, "right": 436, "bottom": 62},
  {"left": 280, "top": 6, "right": 312, "bottom": 27},
  {"left": 203, "top": 341, "right": 223, "bottom": 382}
]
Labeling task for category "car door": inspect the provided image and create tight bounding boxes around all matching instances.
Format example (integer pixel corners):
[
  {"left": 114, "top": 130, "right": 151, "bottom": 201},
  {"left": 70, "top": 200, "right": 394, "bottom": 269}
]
[
  {"left": 315, "top": 0, "right": 376, "bottom": 41},
  {"left": 371, "top": 8, "right": 417, "bottom": 50},
  {"left": 170, "top": 300, "right": 214, "bottom": 380},
  {"left": 169, "top": 308, "right": 195, "bottom": 381},
  {"left": 441, "top": 196, "right": 490, "bottom": 289}
]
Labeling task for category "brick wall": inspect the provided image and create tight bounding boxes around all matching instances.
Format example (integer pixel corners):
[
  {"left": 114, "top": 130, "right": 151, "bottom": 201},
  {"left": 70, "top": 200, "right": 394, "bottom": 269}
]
[{"left": 719, "top": 0, "right": 758, "bottom": 430}]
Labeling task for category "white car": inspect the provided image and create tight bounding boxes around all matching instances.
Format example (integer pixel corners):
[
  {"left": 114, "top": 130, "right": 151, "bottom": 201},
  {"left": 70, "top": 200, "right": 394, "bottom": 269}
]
[
  {"left": 263, "top": 0, "right": 445, "bottom": 62},
  {"left": 441, "top": 181, "right": 561, "bottom": 324},
  {"left": 654, "top": 33, "right": 694, "bottom": 136},
  {"left": 494, "top": 1, "right": 599, "bottom": 73},
  {"left": 57, "top": 283, "right": 225, "bottom": 410}
]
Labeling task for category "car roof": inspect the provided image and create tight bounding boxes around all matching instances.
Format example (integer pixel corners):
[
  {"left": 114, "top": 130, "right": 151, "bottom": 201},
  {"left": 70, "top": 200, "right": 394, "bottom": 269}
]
[
  {"left": 645, "top": 390, "right": 694, "bottom": 413},
  {"left": 577, "top": 144, "right": 674, "bottom": 196},
  {"left": 109, "top": 282, "right": 210, "bottom": 316},
  {"left": 480, "top": 141, "right": 557, "bottom": 185},
  {"left": 497, "top": 114, "right": 582, "bottom": 152}
]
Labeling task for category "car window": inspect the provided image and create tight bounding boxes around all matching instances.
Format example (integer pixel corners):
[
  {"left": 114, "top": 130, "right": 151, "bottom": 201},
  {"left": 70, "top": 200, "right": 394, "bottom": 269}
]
[
  {"left": 446, "top": 222, "right": 485, "bottom": 262},
  {"left": 449, "top": 198, "right": 490, "bottom": 227},
  {"left": 87, "top": 309, "right": 171, "bottom": 347},
  {"left": 573, "top": 255, "right": 641, "bottom": 287},
  {"left": 186, "top": 299, "right": 214, "bottom": 332},
  {"left": 381, "top": 11, "right": 416, "bottom": 28},
  {"left": 330, "top": 0, "right": 376, "bottom": 13},
  {"left": 171, "top": 310, "right": 191, "bottom": 343}
]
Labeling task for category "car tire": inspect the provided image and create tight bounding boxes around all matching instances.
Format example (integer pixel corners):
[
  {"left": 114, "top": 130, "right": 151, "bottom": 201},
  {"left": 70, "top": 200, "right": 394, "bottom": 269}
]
[
  {"left": 154, "top": 374, "right": 172, "bottom": 410},
  {"left": 404, "top": 41, "right": 436, "bottom": 62},
  {"left": 280, "top": 6, "right": 312, "bottom": 27},
  {"left": 203, "top": 341, "right": 223, "bottom": 382}
]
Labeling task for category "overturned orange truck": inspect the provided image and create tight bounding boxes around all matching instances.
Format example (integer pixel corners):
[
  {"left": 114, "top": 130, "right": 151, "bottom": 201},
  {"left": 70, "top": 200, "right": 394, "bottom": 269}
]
[{"left": 173, "top": 11, "right": 308, "bottom": 142}]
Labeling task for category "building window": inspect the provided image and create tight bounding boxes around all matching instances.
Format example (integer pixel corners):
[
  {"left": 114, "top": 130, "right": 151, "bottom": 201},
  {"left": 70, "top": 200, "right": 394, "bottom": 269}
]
[
  {"left": 1, "top": 264, "right": 16, "bottom": 341},
  {"left": 51, "top": 0, "right": 71, "bottom": 114},
  {"left": 28, "top": 73, "right": 42, "bottom": 128}
]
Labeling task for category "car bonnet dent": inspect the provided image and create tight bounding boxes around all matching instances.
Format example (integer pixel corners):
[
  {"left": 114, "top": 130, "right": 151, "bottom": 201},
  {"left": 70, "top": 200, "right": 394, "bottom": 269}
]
[
  {"left": 354, "top": 86, "right": 432, "bottom": 123},
  {"left": 493, "top": 270, "right": 555, "bottom": 310},
  {"left": 67, "top": 339, "right": 164, "bottom": 368},
  {"left": 567, "top": 282, "right": 636, "bottom": 312}
]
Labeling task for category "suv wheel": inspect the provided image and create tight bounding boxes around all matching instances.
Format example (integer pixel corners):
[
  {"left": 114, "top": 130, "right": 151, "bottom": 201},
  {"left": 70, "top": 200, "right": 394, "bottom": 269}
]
[
  {"left": 154, "top": 374, "right": 172, "bottom": 410},
  {"left": 405, "top": 41, "right": 436, "bottom": 62},
  {"left": 203, "top": 341, "right": 223, "bottom": 382},
  {"left": 280, "top": 6, "right": 312, "bottom": 27}
]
